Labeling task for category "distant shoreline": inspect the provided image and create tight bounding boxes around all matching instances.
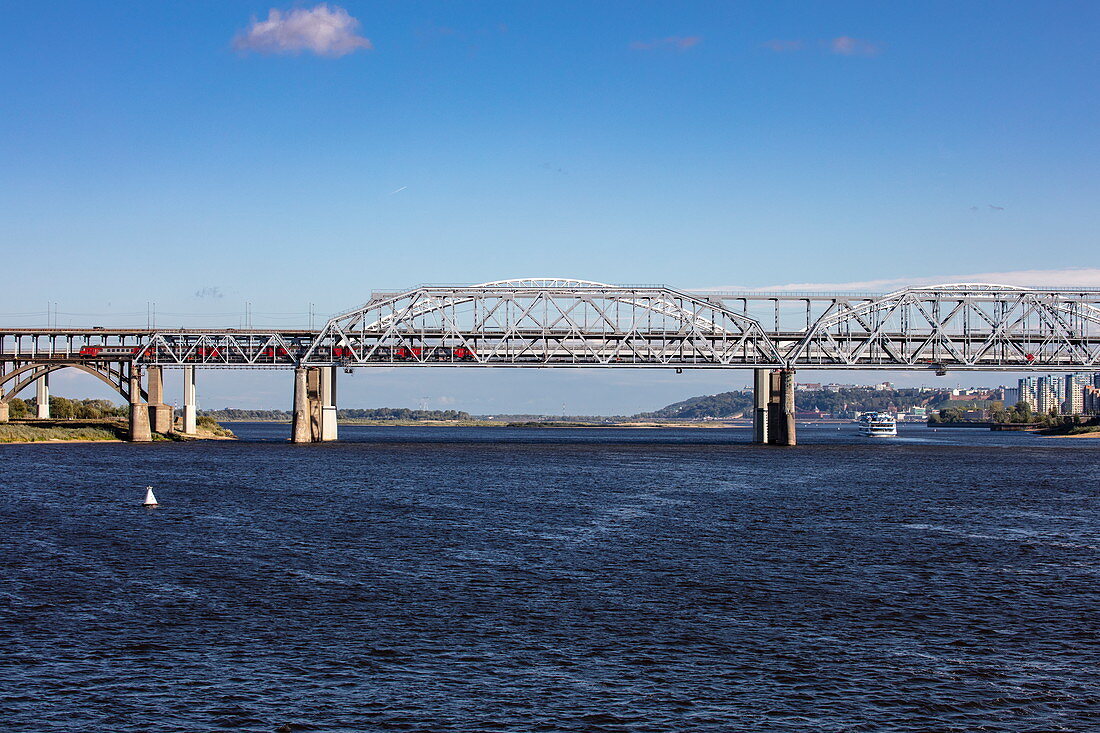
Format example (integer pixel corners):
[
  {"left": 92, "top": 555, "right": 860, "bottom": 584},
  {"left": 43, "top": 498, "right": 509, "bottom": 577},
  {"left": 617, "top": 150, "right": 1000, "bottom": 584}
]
[{"left": 216, "top": 418, "right": 758, "bottom": 428}]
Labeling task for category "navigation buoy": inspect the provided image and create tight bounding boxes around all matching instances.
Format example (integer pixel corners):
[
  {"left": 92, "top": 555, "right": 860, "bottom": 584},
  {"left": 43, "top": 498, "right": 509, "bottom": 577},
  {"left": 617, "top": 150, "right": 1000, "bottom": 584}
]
[{"left": 143, "top": 486, "right": 159, "bottom": 507}]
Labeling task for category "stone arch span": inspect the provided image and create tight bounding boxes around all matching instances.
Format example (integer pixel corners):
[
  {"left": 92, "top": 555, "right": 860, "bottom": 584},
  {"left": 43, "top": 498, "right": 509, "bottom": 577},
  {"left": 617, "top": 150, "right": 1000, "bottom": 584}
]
[{"left": 0, "top": 362, "right": 146, "bottom": 405}]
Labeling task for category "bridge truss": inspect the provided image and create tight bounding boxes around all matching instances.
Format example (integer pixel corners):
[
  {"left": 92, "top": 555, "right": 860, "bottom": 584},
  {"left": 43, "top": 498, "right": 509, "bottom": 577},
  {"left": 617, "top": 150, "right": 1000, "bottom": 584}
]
[{"left": 3, "top": 280, "right": 1100, "bottom": 372}]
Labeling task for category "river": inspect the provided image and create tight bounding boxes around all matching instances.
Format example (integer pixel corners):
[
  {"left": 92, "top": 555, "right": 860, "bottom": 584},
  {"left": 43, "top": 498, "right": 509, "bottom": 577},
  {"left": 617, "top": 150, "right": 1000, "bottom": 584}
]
[{"left": 2, "top": 424, "right": 1098, "bottom": 731}]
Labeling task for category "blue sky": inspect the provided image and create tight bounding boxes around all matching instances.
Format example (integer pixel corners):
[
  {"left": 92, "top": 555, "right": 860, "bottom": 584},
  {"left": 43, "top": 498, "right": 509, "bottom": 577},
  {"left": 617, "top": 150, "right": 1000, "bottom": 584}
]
[{"left": 2, "top": 2, "right": 1098, "bottom": 413}]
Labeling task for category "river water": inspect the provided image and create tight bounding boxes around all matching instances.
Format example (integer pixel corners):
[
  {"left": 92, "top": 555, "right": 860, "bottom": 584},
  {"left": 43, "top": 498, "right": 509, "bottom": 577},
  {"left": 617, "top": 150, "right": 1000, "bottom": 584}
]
[{"left": 2, "top": 424, "right": 1098, "bottom": 731}]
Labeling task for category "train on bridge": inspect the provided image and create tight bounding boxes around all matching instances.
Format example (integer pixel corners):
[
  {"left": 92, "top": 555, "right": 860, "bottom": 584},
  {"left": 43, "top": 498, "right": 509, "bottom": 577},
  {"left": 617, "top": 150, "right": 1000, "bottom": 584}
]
[{"left": 75, "top": 345, "right": 478, "bottom": 363}]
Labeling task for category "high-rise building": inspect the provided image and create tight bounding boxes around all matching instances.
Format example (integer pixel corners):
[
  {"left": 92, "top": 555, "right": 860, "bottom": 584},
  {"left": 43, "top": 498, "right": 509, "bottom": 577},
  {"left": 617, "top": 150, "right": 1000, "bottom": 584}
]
[
  {"left": 1085, "top": 386, "right": 1100, "bottom": 416},
  {"left": 1036, "top": 375, "right": 1059, "bottom": 414},
  {"left": 1002, "top": 387, "right": 1019, "bottom": 407},
  {"left": 1018, "top": 377, "right": 1038, "bottom": 411},
  {"left": 1064, "top": 374, "right": 1089, "bottom": 415}
]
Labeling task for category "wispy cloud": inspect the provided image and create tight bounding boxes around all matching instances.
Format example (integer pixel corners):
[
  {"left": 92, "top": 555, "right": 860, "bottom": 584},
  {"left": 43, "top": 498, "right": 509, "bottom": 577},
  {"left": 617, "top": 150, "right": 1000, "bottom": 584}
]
[
  {"left": 630, "top": 36, "right": 702, "bottom": 52},
  {"left": 761, "top": 39, "right": 803, "bottom": 53},
  {"left": 194, "top": 286, "right": 225, "bottom": 299},
  {"left": 761, "top": 36, "right": 882, "bottom": 57},
  {"left": 828, "top": 36, "right": 881, "bottom": 56},
  {"left": 234, "top": 4, "right": 372, "bottom": 57},
  {"left": 703, "top": 268, "right": 1100, "bottom": 292}
]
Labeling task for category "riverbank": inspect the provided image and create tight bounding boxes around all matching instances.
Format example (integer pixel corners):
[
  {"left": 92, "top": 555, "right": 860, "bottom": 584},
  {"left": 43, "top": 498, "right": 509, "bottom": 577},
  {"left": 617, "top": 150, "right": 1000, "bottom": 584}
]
[
  {"left": 0, "top": 418, "right": 236, "bottom": 444},
  {"left": 1038, "top": 425, "right": 1100, "bottom": 438},
  {"left": 0, "top": 424, "right": 123, "bottom": 443}
]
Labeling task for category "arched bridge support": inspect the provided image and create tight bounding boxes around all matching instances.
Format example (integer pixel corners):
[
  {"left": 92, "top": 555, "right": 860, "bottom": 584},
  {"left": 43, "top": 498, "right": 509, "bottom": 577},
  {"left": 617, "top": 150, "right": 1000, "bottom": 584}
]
[
  {"left": 753, "top": 368, "right": 796, "bottom": 446},
  {"left": 0, "top": 360, "right": 162, "bottom": 442},
  {"left": 292, "top": 366, "right": 337, "bottom": 443}
]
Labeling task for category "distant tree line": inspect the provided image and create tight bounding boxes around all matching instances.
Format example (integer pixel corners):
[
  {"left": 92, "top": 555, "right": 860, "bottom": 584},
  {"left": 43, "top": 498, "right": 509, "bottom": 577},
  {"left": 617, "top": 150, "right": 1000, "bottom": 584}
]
[
  {"left": 931, "top": 401, "right": 1063, "bottom": 426},
  {"left": 339, "top": 408, "right": 472, "bottom": 420},
  {"left": 199, "top": 407, "right": 473, "bottom": 421},
  {"left": 198, "top": 408, "right": 292, "bottom": 421},
  {"left": 6, "top": 397, "right": 128, "bottom": 420},
  {"left": 797, "top": 388, "right": 934, "bottom": 414}
]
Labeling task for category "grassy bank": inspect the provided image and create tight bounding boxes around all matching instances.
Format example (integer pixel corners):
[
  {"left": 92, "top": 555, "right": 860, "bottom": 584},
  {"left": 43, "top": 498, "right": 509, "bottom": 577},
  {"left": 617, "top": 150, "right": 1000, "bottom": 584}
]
[
  {"left": 1039, "top": 424, "right": 1100, "bottom": 437},
  {"left": 1, "top": 417, "right": 235, "bottom": 443},
  {"left": 0, "top": 423, "right": 124, "bottom": 443},
  {"left": 193, "top": 416, "right": 235, "bottom": 438}
]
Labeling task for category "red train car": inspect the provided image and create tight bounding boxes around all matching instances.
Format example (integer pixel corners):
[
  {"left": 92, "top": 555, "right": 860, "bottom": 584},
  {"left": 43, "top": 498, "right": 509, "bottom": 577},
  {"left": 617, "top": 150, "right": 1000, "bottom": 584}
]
[
  {"left": 79, "top": 346, "right": 142, "bottom": 357},
  {"left": 189, "top": 346, "right": 221, "bottom": 359}
]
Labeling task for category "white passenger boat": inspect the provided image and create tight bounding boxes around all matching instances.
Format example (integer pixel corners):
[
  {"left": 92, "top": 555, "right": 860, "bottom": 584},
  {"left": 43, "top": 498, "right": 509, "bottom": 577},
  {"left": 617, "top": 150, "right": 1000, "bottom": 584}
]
[{"left": 858, "top": 412, "right": 898, "bottom": 437}]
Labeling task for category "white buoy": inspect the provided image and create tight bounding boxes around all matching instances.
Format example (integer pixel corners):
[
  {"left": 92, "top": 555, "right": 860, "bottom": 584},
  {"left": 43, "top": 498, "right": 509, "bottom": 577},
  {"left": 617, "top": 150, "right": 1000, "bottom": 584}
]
[{"left": 143, "top": 486, "right": 159, "bottom": 507}]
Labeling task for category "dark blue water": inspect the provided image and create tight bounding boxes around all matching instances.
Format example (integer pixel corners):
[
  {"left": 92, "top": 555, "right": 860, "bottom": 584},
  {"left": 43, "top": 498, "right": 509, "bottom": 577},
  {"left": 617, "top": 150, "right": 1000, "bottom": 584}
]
[{"left": 2, "top": 425, "right": 1098, "bottom": 731}]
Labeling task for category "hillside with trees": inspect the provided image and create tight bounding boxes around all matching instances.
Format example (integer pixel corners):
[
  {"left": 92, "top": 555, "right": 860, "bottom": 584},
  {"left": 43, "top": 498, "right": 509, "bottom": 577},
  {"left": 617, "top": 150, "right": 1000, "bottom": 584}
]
[
  {"left": 637, "top": 392, "right": 755, "bottom": 419},
  {"left": 639, "top": 388, "right": 950, "bottom": 419}
]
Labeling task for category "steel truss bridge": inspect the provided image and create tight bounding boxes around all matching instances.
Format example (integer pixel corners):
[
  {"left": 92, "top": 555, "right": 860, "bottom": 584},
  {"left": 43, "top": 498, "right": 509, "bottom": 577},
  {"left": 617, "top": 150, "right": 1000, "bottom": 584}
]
[
  {"left": 4, "top": 279, "right": 1100, "bottom": 444},
  {"left": 5, "top": 279, "right": 1100, "bottom": 372}
]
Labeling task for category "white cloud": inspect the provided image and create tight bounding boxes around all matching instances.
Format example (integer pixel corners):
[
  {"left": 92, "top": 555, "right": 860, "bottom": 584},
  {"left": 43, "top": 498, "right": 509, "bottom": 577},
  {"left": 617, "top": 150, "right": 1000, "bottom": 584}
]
[
  {"left": 828, "top": 36, "right": 881, "bottom": 56},
  {"left": 234, "top": 4, "right": 372, "bottom": 57},
  {"left": 630, "top": 36, "right": 702, "bottom": 51},
  {"left": 702, "top": 268, "right": 1100, "bottom": 293}
]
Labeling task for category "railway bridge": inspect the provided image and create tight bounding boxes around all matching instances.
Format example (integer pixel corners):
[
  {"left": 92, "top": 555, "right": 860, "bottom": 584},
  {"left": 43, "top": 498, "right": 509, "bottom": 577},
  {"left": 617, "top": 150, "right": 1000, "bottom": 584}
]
[{"left": 3, "top": 279, "right": 1099, "bottom": 444}]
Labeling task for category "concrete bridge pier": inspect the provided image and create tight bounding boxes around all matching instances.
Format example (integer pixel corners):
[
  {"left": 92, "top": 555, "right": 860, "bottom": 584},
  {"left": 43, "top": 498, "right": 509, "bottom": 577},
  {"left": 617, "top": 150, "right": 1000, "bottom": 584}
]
[
  {"left": 182, "top": 366, "right": 197, "bottom": 434},
  {"left": 292, "top": 367, "right": 310, "bottom": 443},
  {"left": 292, "top": 366, "right": 338, "bottom": 443},
  {"left": 753, "top": 368, "right": 796, "bottom": 446},
  {"left": 0, "top": 402, "right": 8, "bottom": 423},
  {"left": 128, "top": 370, "right": 152, "bottom": 442},
  {"left": 146, "top": 366, "right": 172, "bottom": 434},
  {"left": 36, "top": 374, "right": 50, "bottom": 418},
  {"left": 753, "top": 369, "right": 770, "bottom": 444},
  {"left": 320, "top": 366, "right": 338, "bottom": 441},
  {"left": 778, "top": 369, "right": 796, "bottom": 446}
]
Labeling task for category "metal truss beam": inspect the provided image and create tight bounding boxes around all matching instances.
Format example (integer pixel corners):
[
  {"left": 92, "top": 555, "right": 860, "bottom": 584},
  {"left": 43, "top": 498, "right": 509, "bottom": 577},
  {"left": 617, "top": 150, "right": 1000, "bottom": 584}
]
[{"left": 2, "top": 281, "right": 1099, "bottom": 372}]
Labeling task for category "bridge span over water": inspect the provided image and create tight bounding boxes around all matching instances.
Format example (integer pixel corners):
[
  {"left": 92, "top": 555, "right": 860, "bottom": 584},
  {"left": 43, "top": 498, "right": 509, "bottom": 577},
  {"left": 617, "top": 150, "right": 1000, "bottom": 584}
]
[{"left": 3, "top": 279, "right": 1099, "bottom": 444}]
